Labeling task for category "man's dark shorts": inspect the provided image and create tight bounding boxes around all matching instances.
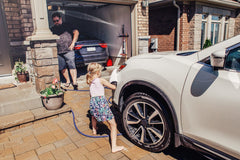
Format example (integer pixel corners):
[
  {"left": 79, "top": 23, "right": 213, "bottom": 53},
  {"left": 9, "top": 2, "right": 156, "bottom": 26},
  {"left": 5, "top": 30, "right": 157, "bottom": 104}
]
[{"left": 58, "top": 50, "right": 76, "bottom": 71}]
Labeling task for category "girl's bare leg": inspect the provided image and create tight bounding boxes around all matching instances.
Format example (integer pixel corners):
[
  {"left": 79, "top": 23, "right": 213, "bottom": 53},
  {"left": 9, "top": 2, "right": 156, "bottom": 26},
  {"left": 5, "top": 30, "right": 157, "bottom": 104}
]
[
  {"left": 108, "top": 118, "right": 125, "bottom": 153},
  {"left": 92, "top": 116, "right": 97, "bottom": 135}
]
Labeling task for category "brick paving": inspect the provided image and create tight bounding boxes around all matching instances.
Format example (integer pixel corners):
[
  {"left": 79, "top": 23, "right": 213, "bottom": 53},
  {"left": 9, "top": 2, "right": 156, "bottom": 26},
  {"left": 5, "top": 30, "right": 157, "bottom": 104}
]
[{"left": 0, "top": 85, "right": 207, "bottom": 160}]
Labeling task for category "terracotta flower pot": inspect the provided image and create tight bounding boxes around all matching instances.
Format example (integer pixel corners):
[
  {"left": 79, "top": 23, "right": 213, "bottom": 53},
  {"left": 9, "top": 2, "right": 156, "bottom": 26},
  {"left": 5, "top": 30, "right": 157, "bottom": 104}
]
[
  {"left": 41, "top": 92, "right": 64, "bottom": 110},
  {"left": 17, "top": 73, "right": 27, "bottom": 82}
]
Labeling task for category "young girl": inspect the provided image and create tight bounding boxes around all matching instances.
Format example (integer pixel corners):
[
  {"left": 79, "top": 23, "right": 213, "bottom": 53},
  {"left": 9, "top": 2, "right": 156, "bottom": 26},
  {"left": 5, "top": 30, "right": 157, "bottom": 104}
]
[{"left": 86, "top": 62, "right": 125, "bottom": 153}]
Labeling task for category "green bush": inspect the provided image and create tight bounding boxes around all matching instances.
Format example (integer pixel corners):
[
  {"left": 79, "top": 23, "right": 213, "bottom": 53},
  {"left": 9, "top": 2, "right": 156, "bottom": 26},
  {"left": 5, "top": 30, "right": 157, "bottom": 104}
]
[{"left": 203, "top": 39, "right": 212, "bottom": 49}]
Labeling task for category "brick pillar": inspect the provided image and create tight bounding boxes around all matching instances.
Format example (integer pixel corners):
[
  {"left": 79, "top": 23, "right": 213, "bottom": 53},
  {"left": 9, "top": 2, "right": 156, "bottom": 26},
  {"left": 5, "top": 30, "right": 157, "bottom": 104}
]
[
  {"left": 137, "top": 0, "right": 149, "bottom": 36},
  {"left": 136, "top": 0, "right": 149, "bottom": 55},
  {"left": 30, "top": 40, "right": 59, "bottom": 93},
  {"left": 235, "top": 10, "right": 240, "bottom": 36},
  {"left": 179, "top": 3, "right": 190, "bottom": 51}
]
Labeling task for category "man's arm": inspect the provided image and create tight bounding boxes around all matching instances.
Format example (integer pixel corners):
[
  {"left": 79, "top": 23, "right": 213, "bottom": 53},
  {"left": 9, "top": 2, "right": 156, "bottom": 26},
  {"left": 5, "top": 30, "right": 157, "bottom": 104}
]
[{"left": 69, "top": 29, "right": 79, "bottom": 50}]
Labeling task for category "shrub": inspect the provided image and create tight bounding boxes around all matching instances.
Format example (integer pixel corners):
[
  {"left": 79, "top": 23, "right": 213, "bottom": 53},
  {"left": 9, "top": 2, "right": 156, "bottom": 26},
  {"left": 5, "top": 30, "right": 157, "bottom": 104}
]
[{"left": 203, "top": 39, "right": 212, "bottom": 49}]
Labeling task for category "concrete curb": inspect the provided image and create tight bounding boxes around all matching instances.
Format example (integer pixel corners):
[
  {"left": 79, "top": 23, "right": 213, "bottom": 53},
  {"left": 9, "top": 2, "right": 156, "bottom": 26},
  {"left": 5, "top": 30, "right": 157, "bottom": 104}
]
[{"left": 0, "top": 105, "right": 71, "bottom": 131}]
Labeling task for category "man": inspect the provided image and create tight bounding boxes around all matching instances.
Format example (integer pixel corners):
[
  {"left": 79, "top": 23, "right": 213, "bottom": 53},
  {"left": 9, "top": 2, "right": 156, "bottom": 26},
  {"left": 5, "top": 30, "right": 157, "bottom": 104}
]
[{"left": 50, "top": 12, "right": 79, "bottom": 90}]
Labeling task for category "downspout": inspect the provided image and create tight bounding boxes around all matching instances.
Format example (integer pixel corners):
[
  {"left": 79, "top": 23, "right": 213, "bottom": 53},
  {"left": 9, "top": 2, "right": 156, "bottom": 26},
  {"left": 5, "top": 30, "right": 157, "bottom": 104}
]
[{"left": 173, "top": 0, "right": 180, "bottom": 51}]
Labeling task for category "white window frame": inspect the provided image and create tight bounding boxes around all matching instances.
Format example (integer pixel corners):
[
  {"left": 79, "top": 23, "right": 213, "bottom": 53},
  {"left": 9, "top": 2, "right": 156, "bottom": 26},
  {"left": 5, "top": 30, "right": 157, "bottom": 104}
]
[
  {"left": 210, "top": 15, "right": 221, "bottom": 45},
  {"left": 201, "top": 14, "right": 208, "bottom": 48},
  {"left": 201, "top": 13, "right": 230, "bottom": 48},
  {"left": 223, "top": 17, "right": 229, "bottom": 41}
]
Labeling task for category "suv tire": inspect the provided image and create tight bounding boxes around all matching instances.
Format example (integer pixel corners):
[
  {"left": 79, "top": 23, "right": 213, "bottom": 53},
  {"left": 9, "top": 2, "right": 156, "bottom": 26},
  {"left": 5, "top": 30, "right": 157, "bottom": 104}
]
[{"left": 122, "top": 92, "right": 172, "bottom": 152}]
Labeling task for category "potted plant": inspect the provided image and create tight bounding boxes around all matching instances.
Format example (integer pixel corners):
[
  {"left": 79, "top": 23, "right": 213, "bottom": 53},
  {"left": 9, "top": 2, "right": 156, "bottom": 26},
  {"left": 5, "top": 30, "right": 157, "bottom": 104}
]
[
  {"left": 14, "top": 60, "right": 28, "bottom": 83},
  {"left": 40, "top": 78, "right": 64, "bottom": 110}
]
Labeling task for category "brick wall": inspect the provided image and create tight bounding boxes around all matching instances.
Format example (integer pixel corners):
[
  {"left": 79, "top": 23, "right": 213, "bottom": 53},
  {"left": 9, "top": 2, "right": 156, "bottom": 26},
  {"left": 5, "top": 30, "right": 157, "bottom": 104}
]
[
  {"left": 235, "top": 10, "right": 240, "bottom": 35},
  {"left": 19, "top": 0, "right": 33, "bottom": 38},
  {"left": 3, "top": 0, "right": 33, "bottom": 67},
  {"left": 179, "top": 3, "right": 190, "bottom": 51},
  {"left": 3, "top": 0, "right": 22, "bottom": 41},
  {"left": 3, "top": 0, "right": 33, "bottom": 42},
  {"left": 193, "top": 4, "right": 202, "bottom": 51},
  {"left": 188, "top": 2, "right": 196, "bottom": 50},
  {"left": 229, "top": 17, "right": 236, "bottom": 38},
  {"left": 137, "top": 0, "right": 149, "bottom": 36},
  {"left": 149, "top": 6, "right": 177, "bottom": 51}
]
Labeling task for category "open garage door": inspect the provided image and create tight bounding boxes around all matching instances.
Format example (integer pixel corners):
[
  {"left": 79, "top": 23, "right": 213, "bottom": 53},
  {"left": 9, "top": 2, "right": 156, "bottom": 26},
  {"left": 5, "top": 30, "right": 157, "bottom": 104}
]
[{"left": 47, "top": 1, "right": 132, "bottom": 64}]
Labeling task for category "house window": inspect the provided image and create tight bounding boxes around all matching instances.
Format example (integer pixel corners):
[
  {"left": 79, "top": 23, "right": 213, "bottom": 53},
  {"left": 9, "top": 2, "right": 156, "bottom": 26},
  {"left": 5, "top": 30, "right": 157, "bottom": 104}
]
[
  {"left": 201, "top": 14, "right": 208, "bottom": 48},
  {"left": 201, "top": 14, "right": 230, "bottom": 49},
  {"left": 210, "top": 15, "right": 220, "bottom": 45}
]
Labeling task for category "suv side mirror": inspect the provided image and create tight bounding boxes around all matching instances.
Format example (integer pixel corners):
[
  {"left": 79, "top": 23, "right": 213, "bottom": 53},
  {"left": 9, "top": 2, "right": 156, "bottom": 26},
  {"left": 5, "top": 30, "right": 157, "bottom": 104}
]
[{"left": 210, "top": 50, "right": 225, "bottom": 69}]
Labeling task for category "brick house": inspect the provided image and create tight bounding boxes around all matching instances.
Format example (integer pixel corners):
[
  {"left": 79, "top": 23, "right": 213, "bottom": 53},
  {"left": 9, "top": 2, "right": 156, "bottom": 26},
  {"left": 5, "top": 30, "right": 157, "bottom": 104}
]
[
  {"left": 149, "top": 0, "right": 240, "bottom": 52},
  {"left": 0, "top": 0, "right": 149, "bottom": 92}
]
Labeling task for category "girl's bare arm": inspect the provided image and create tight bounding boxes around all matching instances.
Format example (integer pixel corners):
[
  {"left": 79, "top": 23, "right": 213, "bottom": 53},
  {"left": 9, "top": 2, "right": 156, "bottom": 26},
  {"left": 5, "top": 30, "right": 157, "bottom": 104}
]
[{"left": 100, "top": 78, "right": 116, "bottom": 90}]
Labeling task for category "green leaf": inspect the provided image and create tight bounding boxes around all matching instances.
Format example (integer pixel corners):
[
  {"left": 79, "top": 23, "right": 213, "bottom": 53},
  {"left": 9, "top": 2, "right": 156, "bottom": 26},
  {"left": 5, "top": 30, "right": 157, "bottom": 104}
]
[
  {"left": 40, "top": 83, "right": 64, "bottom": 97},
  {"left": 203, "top": 39, "right": 212, "bottom": 49}
]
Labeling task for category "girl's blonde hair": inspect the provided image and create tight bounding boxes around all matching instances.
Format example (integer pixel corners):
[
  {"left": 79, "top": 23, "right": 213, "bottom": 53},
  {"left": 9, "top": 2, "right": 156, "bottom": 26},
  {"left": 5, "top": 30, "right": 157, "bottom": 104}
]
[{"left": 86, "top": 63, "right": 103, "bottom": 85}]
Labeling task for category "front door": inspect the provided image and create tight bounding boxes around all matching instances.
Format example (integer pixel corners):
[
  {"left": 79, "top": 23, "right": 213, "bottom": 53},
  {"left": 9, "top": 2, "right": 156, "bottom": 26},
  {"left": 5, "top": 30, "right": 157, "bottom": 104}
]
[{"left": 0, "top": 2, "right": 12, "bottom": 75}]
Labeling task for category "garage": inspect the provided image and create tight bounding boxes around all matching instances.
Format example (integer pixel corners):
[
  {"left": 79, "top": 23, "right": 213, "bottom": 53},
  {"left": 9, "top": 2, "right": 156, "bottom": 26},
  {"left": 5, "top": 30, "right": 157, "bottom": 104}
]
[{"left": 47, "top": 0, "right": 134, "bottom": 66}]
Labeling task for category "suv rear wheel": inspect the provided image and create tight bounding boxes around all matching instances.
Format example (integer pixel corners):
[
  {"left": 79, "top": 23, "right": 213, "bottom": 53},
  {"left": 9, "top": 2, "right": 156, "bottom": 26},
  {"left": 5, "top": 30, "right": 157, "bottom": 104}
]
[{"left": 122, "top": 92, "right": 172, "bottom": 152}]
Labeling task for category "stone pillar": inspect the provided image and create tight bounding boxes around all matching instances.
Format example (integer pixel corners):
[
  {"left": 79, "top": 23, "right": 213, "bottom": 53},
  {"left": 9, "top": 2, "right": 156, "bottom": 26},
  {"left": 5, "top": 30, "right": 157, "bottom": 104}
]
[
  {"left": 26, "top": 0, "right": 59, "bottom": 93},
  {"left": 30, "top": 40, "right": 59, "bottom": 93},
  {"left": 138, "top": 36, "right": 150, "bottom": 54}
]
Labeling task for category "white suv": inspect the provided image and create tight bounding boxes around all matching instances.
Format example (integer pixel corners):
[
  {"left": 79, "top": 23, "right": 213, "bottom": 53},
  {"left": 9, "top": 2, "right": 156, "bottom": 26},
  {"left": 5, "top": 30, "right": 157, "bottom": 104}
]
[{"left": 110, "top": 35, "right": 240, "bottom": 159}]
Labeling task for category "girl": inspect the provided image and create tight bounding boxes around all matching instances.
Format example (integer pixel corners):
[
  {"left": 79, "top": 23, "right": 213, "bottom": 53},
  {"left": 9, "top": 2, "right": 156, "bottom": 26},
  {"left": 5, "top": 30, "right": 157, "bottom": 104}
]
[{"left": 86, "top": 62, "right": 125, "bottom": 153}]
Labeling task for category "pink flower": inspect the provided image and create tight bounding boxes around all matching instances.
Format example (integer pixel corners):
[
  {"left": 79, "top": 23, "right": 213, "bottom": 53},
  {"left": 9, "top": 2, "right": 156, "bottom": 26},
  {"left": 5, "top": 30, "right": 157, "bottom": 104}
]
[
  {"left": 51, "top": 85, "right": 56, "bottom": 89},
  {"left": 52, "top": 78, "right": 58, "bottom": 85}
]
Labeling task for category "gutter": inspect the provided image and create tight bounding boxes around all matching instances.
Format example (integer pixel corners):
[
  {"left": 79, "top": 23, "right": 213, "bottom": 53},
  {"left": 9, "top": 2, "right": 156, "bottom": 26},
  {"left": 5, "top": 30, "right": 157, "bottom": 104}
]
[
  {"left": 199, "top": 0, "right": 240, "bottom": 9},
  {"left": 173, "top": 0, "right": 180, "bottom": 51},
  {"left": 150, "top": 0, "right": 240, "bottom": 9},
  {"left": 86, "top": 0, "right": 138, "bottom": 5}
]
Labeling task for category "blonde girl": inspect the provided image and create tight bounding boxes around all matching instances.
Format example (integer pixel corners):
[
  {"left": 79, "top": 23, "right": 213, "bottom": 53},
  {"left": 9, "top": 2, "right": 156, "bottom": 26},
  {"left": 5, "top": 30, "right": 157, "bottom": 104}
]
[{"left": 86, "top": 62, "right": 125, "bottom": 153}]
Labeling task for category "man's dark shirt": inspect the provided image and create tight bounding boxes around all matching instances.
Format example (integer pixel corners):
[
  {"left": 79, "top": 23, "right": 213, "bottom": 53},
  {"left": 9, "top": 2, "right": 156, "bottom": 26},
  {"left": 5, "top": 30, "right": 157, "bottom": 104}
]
[{"left": 50, "top": 23, "right": 78, "bottom": 54}]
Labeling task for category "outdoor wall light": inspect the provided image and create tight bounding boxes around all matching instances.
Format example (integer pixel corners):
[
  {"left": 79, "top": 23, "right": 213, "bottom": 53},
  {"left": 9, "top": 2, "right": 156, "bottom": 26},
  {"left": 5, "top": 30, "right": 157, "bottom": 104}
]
[{"left": 142, "top": 0, "right": 149, "bottom": 8}]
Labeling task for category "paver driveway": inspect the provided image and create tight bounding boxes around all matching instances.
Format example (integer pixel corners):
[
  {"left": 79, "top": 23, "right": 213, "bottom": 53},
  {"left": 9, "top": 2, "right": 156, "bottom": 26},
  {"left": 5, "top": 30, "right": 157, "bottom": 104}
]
[{"left": 0, "top": 88, "right": 208, "bottom": 160}]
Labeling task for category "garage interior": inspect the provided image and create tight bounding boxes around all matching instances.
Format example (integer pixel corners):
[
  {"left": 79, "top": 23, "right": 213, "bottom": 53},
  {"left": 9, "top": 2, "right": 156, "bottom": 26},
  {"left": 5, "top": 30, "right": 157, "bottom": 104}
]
[{"left": 47, "top": 0, "right": 132, "bottom": 62}]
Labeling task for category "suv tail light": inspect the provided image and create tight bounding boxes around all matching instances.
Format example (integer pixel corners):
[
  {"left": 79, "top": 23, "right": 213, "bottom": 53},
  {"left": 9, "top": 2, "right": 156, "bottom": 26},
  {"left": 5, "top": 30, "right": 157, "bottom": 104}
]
[
  {"left": 99, "top": 43, "right": 107, "bottom": 48},
  {"left": 74, "top": 45, "right": 83, "bottom": 50},
  {"left": 119, "top": 63, "right": 126, "bottom": 71},
  {"left": 106, "top": 58, "right": 113, "bottom": 66}
]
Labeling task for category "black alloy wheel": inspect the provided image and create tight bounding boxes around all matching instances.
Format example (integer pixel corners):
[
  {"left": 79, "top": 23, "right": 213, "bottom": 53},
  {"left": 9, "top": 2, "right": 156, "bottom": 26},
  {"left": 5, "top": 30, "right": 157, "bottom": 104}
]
[{"left": 122, "top": 92, "right": 172, "bottom": 152}]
